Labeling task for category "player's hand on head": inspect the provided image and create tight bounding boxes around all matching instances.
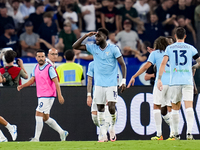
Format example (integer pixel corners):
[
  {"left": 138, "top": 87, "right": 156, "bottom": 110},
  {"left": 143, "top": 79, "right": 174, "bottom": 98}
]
[
  {"left": 87, "top": 96, "right": 92, "bottom": 107},
  {"left": 127, "top": 77, "right": 135, "bottom": 88},
  {"left": 58, "top": 95, "right": 64, "bottom": 104},
  {"left": 157, "top": 79, "right": 163, "bottom": 91},
  {"left": 86, "top": 32, "right": 97, "bottom": 37}
]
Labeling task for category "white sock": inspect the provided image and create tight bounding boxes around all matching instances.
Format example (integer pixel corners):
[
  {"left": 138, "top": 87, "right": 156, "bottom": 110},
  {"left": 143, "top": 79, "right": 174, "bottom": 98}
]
[
  {"left": 186, "top": 107, "right": 194, "bottom": 134},
  {"left": 110, "top": 112, "right": 117, "bottom": 131},
  {"left": 34, "top": 116, "right": 43, "bottom": 140},
  {"left": 171, "top": 109, "right": 179, "bottom": 136},
  {"left": 153, "top": 109, "right": 162, "bottom": 136},
  {"left": 91, "top": 114, "right": 99, "bottom": 127},
  {"left": 5, "top": 123, "right": 13, "bottom": 131},
  {"left": 162, "top": 112, "right": 173, "bottom": 136},
  {"left": 0, "top": 130, "right": 6, "bottom": 139},
  {"left": 162, "top": 112, "right": 171, "bottom": 126},
  {"left": 98, "top": 112, "right": 106, "bottom": 137},
  {"left": 45, "top": 117, "right": 63, "bottom": 134}
]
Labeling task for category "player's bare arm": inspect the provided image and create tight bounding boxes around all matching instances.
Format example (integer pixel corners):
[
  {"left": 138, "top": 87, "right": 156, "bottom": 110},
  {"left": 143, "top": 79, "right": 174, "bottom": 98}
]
[
  {"left": 17, "top": 76, "right": 35, "bottom": 91},
  {"left": 117, "top": 56, "right": 127, "bottom": 93},
  {"left": 157, "top": 56, "right": 169, "bottom": 91},
  {"left": 192, "top": 57, "right": 200, "bottom": 70},
  {"left": 52, "top": 77, "right": 64, "bottom": 104},
  {"left": 127, "top": 62, "right": 152, "bottom": 88},
  {"left": 87, "top": 76, "right": 93, "bottom": 107},
  {"left": 72, "top": 32, "right": 97, "bottom": 51}
]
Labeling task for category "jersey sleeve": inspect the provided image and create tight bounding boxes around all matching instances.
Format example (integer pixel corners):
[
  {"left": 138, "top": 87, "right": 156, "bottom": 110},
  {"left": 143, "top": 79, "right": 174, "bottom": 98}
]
[
  {"left": 113, "top": 46, "right": 122, "bottom": 58},
  {"left": 87, "top": 62, "right": 94, "bottom": 77},
  {"left": 147, "top": 51, "right": 155, "bottom": 65},
  {"left": 86, "top": 44, "right": 94, "bottom": 54},
  {"left": 164, "top": 47, "right": 170, "bottom": 57},
  {"left": 49, "top": 66, "right": 57, "bottom": 79},
  {"left": 32, "top": 64, "right": 37, "bottom": 77},
  {"left": 192, "top": 46, "right": 198, "bottom": 56}
]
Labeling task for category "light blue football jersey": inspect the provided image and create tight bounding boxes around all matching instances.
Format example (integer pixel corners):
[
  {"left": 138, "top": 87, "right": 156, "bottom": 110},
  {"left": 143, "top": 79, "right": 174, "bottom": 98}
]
[
  {"left": 86, "top": 43, "right": 122, "bottom": 86},
  {"left": 164, "top": 42, "right": 198, "bottom": 85},
  {"left": 87, "top": 61, "right": 94, "bottom": 78},
  {"left": 147, "top": 50, "right": 170, "bottom": 85}
]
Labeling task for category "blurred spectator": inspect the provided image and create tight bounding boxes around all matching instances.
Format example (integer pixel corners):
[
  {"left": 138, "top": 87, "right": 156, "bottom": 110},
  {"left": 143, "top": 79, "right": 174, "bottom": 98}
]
[
  {"left": 116, "top": 0, "right": 124, "bottom": 9},
  {"left": 115, "top": 19, "right": 139, "bottom": 56},
  {"left": 139, "top": 13, "right": 164, "bottom": 46},
  {"left": 155, "top": 0, "right": 174, "bottom": 23},
  {"left": 173, "top": 15, "right": 196, "bottom": 46},
  {"left": 169, "top": 0, "right": 192, "bottom": 21},
  {"left": 56, "top": 49, "right": 84, "bottom": 86},
  {"left": 29, "top": 2, "right": 44, "bottom": 33},
  {"left": 0, "top": 50, "right": 28, "bottom": 86},
  {"left": 19, "top": 21, "right": 40, "bottom": 57},
  {"left": 19, "top": 0, "right": 35, "bottom": 20},
  {"left": 44, "top": 0, "right": 57, "bottom": 12},
  {"left": 38, "top": 12, "right": 57, "bottom": 54},
  {"left": 185, "top": 0, "right": 195, "bottom": 27},
  {"left": 0, "top": 6, "right": 15, "bottom": 36},
  {"left": 155, "top": 0, "right": 174, "bottom": 36},
  {"left": 195, "top": 3, "right": 200, "bottom": 51},
  {"left": 148, "top": 0, "right": 158, "bottom": 12},
  {"left": 58, "top": 21, "right": 77, "bottom": 53},
  {"left": 133, "top": 0, "right": 150, "bottom": 23},
  {"left": 119, "top": 0, "right": 143, "bottom": 30},
  {"left": 107, "top": 32, "right": 121, "bottom": 49},
  {"left": 63, "top": 4, "right": 80, "bottom": 38},
  {"left": 0, "top": 24, "right": 19, "bottom": 53},
  {"left": 7, "top": 0, "right": 24, "bottom": 33},
  {"left": 81, "top": 0, "right": 96, "bottom": 31},
  {"left": 100, "top": 0, "right": 120, "bottom": 33}
]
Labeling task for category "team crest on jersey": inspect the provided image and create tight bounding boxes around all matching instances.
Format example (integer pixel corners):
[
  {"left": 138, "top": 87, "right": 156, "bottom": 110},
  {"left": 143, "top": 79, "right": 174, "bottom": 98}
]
[{"left": 105, "top": 52, "right": 109, "bottom": 56}]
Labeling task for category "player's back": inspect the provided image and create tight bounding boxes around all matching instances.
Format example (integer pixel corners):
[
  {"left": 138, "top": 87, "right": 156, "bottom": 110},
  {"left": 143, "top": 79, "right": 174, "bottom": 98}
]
[
  {"left": 165, "top": 42, "right": 198, "bottom": 85},
  {"left": 148, "top": 50, "right": 170, "bottom": 85}
]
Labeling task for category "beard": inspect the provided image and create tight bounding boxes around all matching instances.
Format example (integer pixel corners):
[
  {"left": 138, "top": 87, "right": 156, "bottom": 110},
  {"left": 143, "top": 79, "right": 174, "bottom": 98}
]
[
  {"left": 38, "top": 60, "right": 45, "bottom": 65},
  {"left": 96, "top": 40, "right": 103, "bottom": 45}
]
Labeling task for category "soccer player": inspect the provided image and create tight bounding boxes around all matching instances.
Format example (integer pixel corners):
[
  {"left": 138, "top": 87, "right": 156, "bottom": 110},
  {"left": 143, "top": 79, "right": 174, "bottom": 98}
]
[
  {"left": 72, "top": 28, "right": 126, "bottom": 142},
  {"left": 87, "top": 61, "right": 113, "bottom": 140},
  {"left": 157, "top": 27, "right": 200, "bottom": 140},
  {"left": 17, "top": 50, "right": 68, "bottom": 142},
  {"left": 128, "top": 36, "right": 173, "bottom": 140},
  {"left": 0, "top": 116, "right": 17, "bottom": 142}
]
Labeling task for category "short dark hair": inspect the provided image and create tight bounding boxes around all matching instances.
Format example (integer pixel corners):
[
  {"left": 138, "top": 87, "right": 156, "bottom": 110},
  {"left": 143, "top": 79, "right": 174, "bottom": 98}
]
[
  {"left": 97, "top": 28, "right": 109, "bottom": 37},
  {"left": 5, "top": 50, "right": 17, "bottom": 63},
  {"left": 43, "top": 12, "right": 53, "bottom": 18},
  {"left": 64, "top": 50, "right": 74, "bottom": 61},
  {"left": 175, "top": 27, "right": 186, "bottom": 39},
  {"left": 36, "top": 49, "right": 45, "bottom": 55}
]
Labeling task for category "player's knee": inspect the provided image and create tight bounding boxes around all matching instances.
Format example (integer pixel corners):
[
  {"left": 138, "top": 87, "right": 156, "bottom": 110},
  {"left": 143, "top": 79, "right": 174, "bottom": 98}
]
[
  {"left": 108, "top": 106, "right": 115, "bottom": 115},
  {"left": 97, "top": 104, "right": 105, "bottom": 112},
  {"left": 161, "top": 106, "right": 167, "bottom": 116}
]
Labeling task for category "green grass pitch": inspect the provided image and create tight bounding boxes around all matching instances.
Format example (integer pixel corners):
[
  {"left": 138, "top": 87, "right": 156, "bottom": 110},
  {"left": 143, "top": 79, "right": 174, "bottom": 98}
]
[{"left": 0, "top": 140, "right": 199, "bottom": 150}]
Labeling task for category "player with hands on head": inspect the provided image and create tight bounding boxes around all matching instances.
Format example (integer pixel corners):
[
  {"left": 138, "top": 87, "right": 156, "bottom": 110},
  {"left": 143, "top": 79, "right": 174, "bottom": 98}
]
[{"left": 73, "top": 28, "right": 126, "bottom": 142}]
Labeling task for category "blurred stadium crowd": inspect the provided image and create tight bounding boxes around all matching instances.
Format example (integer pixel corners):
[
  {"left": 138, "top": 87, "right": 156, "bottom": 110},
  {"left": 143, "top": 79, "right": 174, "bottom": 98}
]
[{"left": 0, "top": 0, "right": 199, "bottom": 62}]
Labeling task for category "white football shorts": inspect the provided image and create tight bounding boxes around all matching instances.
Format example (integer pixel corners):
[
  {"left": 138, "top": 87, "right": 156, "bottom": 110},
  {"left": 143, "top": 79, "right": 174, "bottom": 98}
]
[
  {"left": 36, "top": 97, "right": 55, "bottom": 114},
  {"left": 170, "top": 85, "right": 193, "bottom": 104},
  {"left": 153, "top": 85, "right": 172, "bottom": 107},
  {"left": 93, "top": 86, "right": 118, "bottom": 104}
]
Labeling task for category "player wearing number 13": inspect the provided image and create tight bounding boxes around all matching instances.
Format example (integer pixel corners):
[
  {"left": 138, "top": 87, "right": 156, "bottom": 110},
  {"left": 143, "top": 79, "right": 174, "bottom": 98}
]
[
  {"left": 17, "top": 50, "right": 68, "bottom": 142},
  {"left": 157, "top": 27, "right": 200, "bottom": 140}
]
